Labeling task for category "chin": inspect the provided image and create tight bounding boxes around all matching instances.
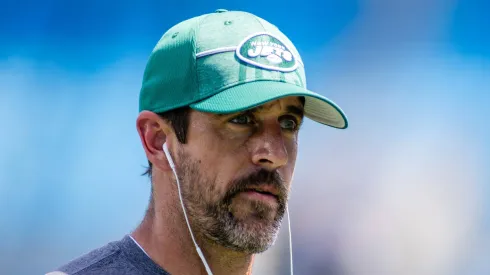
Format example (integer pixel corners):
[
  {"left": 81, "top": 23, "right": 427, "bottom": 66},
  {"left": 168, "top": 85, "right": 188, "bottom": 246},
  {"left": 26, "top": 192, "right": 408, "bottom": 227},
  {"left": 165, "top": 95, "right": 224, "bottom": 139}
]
[
  {"left": 231, "top": 197, "right": 281, "bottom": 222},
  {"left": 229, "top": 216, "right": 283, "bottom": 254}
]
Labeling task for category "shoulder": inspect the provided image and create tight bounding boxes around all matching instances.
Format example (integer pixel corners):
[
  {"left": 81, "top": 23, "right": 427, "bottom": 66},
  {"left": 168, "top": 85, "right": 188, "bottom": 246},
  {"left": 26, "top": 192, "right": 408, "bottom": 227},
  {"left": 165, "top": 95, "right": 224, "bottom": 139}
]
[{"left": 46, "top": 238, "right": 137, "bottom": 275}]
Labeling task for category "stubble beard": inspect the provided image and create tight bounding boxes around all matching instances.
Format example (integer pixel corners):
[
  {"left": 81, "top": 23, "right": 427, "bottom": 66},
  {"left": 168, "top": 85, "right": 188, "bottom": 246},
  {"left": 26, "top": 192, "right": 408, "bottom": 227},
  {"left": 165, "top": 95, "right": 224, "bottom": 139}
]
[{"left": 176, "top": 150, "right": 289, "bottom": 254}]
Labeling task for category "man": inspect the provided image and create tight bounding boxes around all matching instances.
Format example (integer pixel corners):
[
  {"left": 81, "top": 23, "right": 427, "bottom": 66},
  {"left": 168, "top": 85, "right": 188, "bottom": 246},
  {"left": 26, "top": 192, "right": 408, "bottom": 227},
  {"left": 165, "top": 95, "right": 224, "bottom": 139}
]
[{"left": 48, "top": 9, "right": 348, "bottom": 275}]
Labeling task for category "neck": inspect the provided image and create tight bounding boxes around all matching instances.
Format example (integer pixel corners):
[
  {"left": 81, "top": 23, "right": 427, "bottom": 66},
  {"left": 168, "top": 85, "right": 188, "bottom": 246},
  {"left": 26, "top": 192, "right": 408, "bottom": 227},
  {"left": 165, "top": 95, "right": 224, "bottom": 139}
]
[{"left": 131, "top": 178, "right": 255, "bottom": 275}]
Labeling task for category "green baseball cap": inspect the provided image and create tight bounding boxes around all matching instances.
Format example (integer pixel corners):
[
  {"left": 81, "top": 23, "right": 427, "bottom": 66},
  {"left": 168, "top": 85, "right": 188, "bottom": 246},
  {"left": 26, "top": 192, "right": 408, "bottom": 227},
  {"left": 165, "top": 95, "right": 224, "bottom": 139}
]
[{"left": 139, "top": 9, "right": 348, "bottom": 129}]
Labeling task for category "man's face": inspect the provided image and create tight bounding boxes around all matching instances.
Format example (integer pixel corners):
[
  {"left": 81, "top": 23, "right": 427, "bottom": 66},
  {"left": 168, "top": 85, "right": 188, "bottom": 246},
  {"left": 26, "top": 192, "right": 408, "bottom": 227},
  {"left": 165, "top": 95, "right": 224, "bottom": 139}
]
[{"left": 173, "top": 96, "right": 304, "bottom": 254}]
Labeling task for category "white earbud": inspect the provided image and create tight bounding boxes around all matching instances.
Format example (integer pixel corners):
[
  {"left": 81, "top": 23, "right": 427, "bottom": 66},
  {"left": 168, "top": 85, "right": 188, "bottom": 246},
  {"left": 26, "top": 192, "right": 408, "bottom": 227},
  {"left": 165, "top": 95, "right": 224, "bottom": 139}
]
[{"left": 162, "top": 142, "right": 175, "bottom": 169}]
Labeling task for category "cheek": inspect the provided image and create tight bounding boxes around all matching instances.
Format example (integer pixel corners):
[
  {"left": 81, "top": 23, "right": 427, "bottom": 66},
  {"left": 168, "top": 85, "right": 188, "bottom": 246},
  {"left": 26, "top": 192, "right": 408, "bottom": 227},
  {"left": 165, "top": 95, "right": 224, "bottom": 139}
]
[
  {"left": 289, "top": 136, "right": 299, "bottom": 159},
  {"left": 282, "top": 137, "right": 299, "bottom": 183},
  {"left": 187, "top": 140, "right": 248, "bottom": 197},
  {"left": 192, "top": 122, "right": 249, "bottom": 156},
  {"left": 196, "top": 126, "right": 250, "bottom": 162}
]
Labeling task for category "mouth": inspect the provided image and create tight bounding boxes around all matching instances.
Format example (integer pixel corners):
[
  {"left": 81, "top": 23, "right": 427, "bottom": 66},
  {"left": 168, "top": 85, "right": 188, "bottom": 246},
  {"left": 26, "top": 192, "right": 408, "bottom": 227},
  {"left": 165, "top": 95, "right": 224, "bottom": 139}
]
[
  {"left": 249, "top": 188, "right": 275, "bottom": 196},
  {"left": 241, "top": 186, "right": 279, "bottom": 202},
  {"left": 248, "top": 185, "right": 279, "bottom": 196}
]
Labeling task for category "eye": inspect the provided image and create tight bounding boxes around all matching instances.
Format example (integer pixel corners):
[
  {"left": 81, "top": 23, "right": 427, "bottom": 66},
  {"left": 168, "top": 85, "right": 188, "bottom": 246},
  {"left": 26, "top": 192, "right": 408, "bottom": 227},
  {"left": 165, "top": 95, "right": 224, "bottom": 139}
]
[
  {"left": 279, "top": 116, "right": 299, "bottom": 131},
  {"left": 229, "top": 113, "right": 255, "bottom": 126}
]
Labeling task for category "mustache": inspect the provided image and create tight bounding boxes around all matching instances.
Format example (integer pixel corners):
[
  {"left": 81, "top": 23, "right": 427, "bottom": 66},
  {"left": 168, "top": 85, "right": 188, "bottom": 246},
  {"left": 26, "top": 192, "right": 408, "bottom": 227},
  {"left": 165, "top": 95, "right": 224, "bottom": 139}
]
[{"left": 223, "top": 169, "right": 288, "bottom": 204}]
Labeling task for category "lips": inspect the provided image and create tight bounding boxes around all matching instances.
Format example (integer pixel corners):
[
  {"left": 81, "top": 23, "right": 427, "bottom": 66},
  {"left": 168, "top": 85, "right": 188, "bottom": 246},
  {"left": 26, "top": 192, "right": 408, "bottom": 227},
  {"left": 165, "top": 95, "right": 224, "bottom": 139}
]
[{"left": 245, "top": 185, "right": 279, "bottom": 199}]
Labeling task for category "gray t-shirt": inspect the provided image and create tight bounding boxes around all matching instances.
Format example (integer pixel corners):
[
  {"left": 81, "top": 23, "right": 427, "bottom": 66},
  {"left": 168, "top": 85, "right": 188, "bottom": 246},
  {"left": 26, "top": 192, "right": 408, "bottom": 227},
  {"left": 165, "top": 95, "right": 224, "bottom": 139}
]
[{"left": 48, "top": 235, "right": 170, "bottom": 275}]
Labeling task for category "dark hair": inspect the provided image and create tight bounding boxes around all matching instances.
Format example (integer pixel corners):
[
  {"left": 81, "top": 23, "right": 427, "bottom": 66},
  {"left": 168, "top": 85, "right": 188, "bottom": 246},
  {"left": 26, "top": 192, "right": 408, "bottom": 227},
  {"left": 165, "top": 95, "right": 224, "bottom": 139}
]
[{"left": 142, "top": 106, "right": 191, "bottom": 179}]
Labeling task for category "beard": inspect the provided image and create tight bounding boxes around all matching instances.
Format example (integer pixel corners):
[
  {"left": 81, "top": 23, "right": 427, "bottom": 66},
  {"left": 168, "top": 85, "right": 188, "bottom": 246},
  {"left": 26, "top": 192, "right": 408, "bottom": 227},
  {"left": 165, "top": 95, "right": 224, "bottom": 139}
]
[{"left": 175, "top": 149, "right": 289, "bottom": 254}]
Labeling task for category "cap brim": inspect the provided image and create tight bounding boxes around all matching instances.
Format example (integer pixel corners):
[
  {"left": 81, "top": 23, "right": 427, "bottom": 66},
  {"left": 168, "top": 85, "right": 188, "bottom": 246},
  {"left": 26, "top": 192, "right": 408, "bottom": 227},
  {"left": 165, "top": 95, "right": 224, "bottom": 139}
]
[{"left": 190, "top": 81, "right": 348, "bottom": 129}]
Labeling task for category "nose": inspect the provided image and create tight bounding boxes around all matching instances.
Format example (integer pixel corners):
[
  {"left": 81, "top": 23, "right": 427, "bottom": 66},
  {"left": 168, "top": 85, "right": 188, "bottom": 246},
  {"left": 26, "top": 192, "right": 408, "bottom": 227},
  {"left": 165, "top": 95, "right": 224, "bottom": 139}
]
[{"left": 250, "top": 123, "right": 289, "bottom": 170}]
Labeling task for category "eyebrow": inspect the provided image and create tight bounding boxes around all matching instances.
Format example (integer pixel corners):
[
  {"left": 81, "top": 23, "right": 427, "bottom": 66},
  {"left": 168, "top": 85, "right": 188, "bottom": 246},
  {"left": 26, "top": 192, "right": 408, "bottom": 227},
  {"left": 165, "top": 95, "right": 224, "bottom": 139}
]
[{"left": 286, "top": 105, "right": 304, "bottom": 119}]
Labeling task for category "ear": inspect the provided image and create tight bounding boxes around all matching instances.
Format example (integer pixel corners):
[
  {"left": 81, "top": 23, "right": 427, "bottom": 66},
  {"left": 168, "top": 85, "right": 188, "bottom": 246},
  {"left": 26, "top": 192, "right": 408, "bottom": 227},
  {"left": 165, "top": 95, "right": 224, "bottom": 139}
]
[{"left": 136, "top": 111, "right": 173, "bottom": 172}]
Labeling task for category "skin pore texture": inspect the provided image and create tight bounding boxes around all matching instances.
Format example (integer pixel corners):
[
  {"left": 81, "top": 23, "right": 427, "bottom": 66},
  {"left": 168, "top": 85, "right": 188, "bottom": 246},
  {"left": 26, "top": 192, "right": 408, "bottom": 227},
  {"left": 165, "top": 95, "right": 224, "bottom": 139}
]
[{"left": 132, "top": 96, "right": 304, "bottom": 275}]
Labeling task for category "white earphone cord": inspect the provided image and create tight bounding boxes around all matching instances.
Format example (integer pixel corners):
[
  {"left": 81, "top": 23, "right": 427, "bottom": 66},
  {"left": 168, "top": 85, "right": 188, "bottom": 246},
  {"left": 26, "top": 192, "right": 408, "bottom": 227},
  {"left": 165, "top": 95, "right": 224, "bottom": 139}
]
[
  {"left": 287, "top": 206, "right": 294, "bottom": 275},
  {"left": 163, "top": 143, "right": 294, "bottom": 275},
  {"left": 163, "top": 143, "right": 214, "bottom": 275}
]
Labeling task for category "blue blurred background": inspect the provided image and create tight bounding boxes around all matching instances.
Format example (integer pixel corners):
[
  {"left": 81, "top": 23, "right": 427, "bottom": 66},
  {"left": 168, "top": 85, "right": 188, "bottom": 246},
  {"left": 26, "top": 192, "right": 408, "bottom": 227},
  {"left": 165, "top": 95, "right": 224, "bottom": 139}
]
[{"left": 1, "top": 0, "right": 489, "bottom": 274}]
